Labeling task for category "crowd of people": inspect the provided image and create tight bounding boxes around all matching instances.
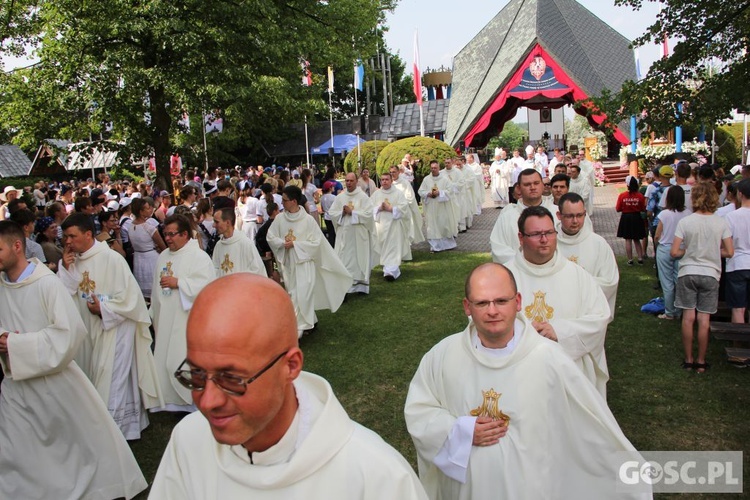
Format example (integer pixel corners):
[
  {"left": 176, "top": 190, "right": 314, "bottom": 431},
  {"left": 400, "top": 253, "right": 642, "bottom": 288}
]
[
  {"left": 6, "top": 148, "right": 746, "bottom": 498},
  {"left": 616, "top": 160, "right": 750, "bottom": 372}
]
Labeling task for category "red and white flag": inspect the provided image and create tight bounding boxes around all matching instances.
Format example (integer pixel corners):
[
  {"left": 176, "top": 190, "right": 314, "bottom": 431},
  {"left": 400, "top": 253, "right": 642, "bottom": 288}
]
[
  {"left": 662, "top": 34, "right": 669, "bottom": 59},
  {"left": 413, "top": 30, "right": 422, "bottom": 106},
  {"left": 301, "top": 59, "right": 312, "bottom": 87}
]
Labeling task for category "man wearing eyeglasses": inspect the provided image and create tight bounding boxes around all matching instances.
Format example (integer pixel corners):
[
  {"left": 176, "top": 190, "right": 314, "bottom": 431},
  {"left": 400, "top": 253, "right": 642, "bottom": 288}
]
[
  {"left": 490, "top": 168, "right": 557, "bottom": 264},
  {"left": 556, "top": 193, "right": 619, "bottom": 321},
  {"left": 151, "top": 214, "right": 215, "bottom": 413},
  {"left": 151, "top": 274, "right": 428, "bottom": 499},
  {"left": 405, "top": 263, "right": 649, "bottom": 500},
  {"left": 505, "top": 206, "right": 610, "bottom": 398}
]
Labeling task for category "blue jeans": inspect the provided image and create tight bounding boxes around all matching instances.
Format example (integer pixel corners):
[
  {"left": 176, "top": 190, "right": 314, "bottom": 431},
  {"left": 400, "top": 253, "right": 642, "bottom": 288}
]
[{"left": 657, "top": 244, "right": 680, "bottom": 317}]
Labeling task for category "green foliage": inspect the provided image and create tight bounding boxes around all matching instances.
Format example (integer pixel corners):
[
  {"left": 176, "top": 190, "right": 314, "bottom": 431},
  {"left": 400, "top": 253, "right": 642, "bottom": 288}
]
[
  {"left": 108, "top": 166, "right": 144, "bottom": 184},
  {"left": 342, "top": 140, "right": 389, "bottom": 173},
  {"left": 595, "top": 1, "right": 750, "bottom": 136},
  {"left": 720, "top": 123, "right": 745, "bottom": 162},
  {"left": 486, "top": 121, "right": 527, "bottom": 153},
  {"left": 713, "top": 127, "right": 740, "bottom": 167},
  {"left": 0, "top": 0, "right": 393, "bottom": 189},
  {"left": 375, "top": 137, "right": 456, "bottom": 177}
]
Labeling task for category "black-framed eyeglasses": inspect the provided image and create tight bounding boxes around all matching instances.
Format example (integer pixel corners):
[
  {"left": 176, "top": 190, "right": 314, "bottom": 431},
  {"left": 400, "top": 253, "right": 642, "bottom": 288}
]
[
  {"left": 522, "top": 229, "right": 557, "bottom": 240},
  {"left": 163, "top": 231, "right": 185, "bottom": 238},
  {"left": 174, "top": 350, "right": 289, "bottom": 396}
]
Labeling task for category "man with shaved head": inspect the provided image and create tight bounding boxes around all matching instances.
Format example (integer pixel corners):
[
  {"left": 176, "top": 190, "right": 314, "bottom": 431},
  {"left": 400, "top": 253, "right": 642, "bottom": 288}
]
[
  {"left": 151, "top": 274, "right": 427, "bottom": 498},
  {"left": 404, "top": 263, "right": 649, "bottom": 500}
]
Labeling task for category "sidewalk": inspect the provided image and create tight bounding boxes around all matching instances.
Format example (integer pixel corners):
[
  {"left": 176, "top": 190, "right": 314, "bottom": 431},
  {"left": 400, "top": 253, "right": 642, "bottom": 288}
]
[{"left": 414, "top": 183, "right": 627, "bottom": 256}]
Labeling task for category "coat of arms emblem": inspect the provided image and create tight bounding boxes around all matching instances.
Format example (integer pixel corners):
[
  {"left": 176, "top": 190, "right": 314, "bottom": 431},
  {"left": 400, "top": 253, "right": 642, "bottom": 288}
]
[{"left": 529, "top": 56, "right": 546, "bottom": 81}]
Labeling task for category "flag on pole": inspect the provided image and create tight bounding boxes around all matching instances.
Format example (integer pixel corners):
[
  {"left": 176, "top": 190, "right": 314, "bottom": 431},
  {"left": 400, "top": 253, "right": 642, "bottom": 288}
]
[
  {"left": 327, "top": 66, "right": 334, "bottom": 93},
  {"left": 354, "top": 61, "right": 365, "bottom": 91},
  {"left": 634, "top": 48, "right": 642, "bottom": 80},
  {"left": 301, "top": 59, "right": 312, "bottom": 87},
  {"left": 413, "top": 30, "right": 422, "bottom": 105},
  {"left": 662, "top": 34, "right": 669, "bottom": 58}
]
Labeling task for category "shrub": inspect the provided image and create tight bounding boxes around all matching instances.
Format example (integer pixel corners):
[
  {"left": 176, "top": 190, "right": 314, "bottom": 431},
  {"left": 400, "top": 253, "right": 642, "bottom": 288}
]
[
  {"left": 374, "top": 136, "right": 457, "bottom": 177},
  {"left": 342, "top": 140, "right": 390, "bottom": 174}
]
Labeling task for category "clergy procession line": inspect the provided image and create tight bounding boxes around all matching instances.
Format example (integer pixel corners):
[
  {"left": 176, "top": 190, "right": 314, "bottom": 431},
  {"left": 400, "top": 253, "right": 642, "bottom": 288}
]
[{"left": 0, "top": 150, "right": 660, "bottom": 499}]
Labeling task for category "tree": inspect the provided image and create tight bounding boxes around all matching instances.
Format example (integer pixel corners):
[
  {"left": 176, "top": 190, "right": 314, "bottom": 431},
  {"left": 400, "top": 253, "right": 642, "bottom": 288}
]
[
  {"left": 374, "top": 137, "right": 456, "bottom": 177},
  {"left": 594, "top": 0, "right": 750, "bottom": 138},
  {"left": 0, "top": 0, "right": 394, "bottom": 188},
  {"left": 487, "top": 122, "right": 527, "bottom": 153}
]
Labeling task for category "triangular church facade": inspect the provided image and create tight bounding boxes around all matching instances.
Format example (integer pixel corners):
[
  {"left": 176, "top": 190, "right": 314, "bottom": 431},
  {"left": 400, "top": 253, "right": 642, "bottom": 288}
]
[{"left": 445, "top": 0, "right": 636, "bottom": 148}]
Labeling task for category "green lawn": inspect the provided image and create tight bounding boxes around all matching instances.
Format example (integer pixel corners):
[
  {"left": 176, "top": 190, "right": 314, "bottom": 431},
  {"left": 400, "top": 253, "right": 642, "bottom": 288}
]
[{"left": 131, "top": 251, "right": 749, "bottom": 499}]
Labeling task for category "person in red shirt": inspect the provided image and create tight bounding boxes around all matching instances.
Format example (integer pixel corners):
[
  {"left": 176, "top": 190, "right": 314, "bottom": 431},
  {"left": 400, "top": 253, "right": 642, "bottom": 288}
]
[{"left": 616, "top": 176, "right": 647, "bottom": 265}]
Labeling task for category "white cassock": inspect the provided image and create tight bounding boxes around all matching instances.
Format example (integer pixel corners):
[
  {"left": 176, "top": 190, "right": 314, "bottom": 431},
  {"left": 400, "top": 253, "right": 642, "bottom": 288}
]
[
  {"left": 466, "top": 160, "right": 485, "bottom": 214},
  {"left": 579, "top": 158, "right": 596, "bottom": 215},
  {"left": 329, "top": 187, "right": 378, "bottom": 294},
  {"left": 151, "top": 372, "right": 428, "bottom": 499},
  {"left": 0, "top": 260, "right": 147, "bottom": 499},
  {"left": 556, "top": 219, "right": 619, "bottom": 321},
  {"left": 267, "top": 209, "right": 351, "bottom": 336},
  {"left": 58, "top": 240, "right": 162, "bottom": 439},
  {"left": 236, "top": 197, "right": 259, "bottom": 240},
  {"left": 489, "top": 198, "right": 558, "bottom": 264},
  {"left": 151, "top": 239, "right": 215, "bottom": 411},
  {"left": 371, "top": 186, "right": 411, "bottom": 279},
  {"left": 534, "top": 152, "right": 549, "bottom": 177},
  {"left": 443, "top": 167, "right": 471, "bottom": 231},
  {"left": 570, "top": 175, "right": 593, "bottom": 214},
  {"left": 404, "top": 317, "right": 650, "bottom": 500},
  {"left": 489, "top": 160, "right": 510, "bottom": 207},
  {"left": 418, "top": 173, "right": 458, "bottom": 252},
  {"left": 212, "top": 230, "right": 266, "bottom": 277},
  {"left": 393, "top": 176, "right": 425, "bottom": 245},
  {"left": 505, "top": 251, "right": 611, "bottom": 397}
]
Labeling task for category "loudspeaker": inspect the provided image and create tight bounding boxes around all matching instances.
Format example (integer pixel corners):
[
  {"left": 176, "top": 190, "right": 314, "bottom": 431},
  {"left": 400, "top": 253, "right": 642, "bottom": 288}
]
[
  {"left": 458, "top": 140, "right": 466, "bottom": 152},
  {"left": 328, "top": 147, "right": 335, "bottom": 158},
  {"left": 353, "top": 115, "right": 366, "bottom": 135}
]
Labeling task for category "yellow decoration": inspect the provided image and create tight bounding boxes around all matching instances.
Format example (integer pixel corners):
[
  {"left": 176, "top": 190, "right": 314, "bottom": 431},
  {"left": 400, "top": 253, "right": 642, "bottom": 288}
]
[
  {"left": 284, "top": 229, "right": 296, "bottom": 242},
  {"left": 524, "top": 291, "right": 554, "bottom": 323},
  {"left": 220, "top": 253, "right": 234, "bottom": 274},
  {"left": 78, "top": 271, "right": 96, "bottom": 295},
  {"left": 470, "top": 388, "right": 511, "bottom": 424},
  {"left": 568, "top": 255, "right": 579, "bottom": 264},
  {"left": 162, "top": 262, "right": 174, "bottom": 278}
]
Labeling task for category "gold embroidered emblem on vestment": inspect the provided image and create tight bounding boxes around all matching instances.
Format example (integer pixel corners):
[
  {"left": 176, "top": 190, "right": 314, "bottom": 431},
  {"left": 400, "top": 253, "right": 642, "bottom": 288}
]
[
  {"left": 163, "top": 262, "right": 174, "bottom": 277},
  {"left": 221, "top": 253, "right": 234, "bottom": 273},
  {"left": 78, "top": 271, "right": 96, "bottom": 295},
  {"left": 524, "top": 291, "right": 554, "bottom": 323},
  {"left": 284, "top": 229, "right": 296, "bottom": 242},
  {"left": 470, "top": 388, "right": 510, "bottom": 424},
  {"left": 568, "top": 255, "right": 579, "bottom": 264}
]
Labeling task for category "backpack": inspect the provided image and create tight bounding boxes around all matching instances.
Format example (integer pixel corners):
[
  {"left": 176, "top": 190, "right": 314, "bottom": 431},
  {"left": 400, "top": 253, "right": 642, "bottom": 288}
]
[{"left": 199, "top": 223, "right": 220, "bottom": 257}]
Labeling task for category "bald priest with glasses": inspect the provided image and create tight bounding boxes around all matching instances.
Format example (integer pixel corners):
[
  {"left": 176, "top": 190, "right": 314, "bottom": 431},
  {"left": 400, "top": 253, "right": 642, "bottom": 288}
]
[
  {"left": 504, "top": 205, "right": 611, "bottom": 398},
  {"left": 150, "top": 274, "right": 427, "bottom": 499}
]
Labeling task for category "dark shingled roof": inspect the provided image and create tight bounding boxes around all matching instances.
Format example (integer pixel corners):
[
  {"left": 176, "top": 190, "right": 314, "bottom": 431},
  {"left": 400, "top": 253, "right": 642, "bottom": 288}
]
[
  {"left": 446, "top": 0, "right": 637, "bottom": 146},
  {"left": 386, "top": 99, "right": 449, "bottom": 138},
  {"left": 0, "top": 145, "right": 31, "bottom": 178}
]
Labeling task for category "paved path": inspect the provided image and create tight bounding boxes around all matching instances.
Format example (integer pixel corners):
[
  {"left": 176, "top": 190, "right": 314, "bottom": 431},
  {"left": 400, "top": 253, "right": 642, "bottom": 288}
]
[{"left": 414, "top": 183, "right": 628, "bottom": 256}]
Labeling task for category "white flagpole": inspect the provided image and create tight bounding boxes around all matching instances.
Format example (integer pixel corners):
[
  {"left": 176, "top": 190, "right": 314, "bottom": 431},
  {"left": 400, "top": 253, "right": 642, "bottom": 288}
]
[
  {"left": 304, "top": 115, "right": 311, "bottom": 168},
  {"left": 328, "top": 66, "right": 335, "bottom": 168},
  {"left": 413, "top": 30, "right": 424, "bottom": 137},
  {"left": 202, "top": 108, "right": 209, "bottom": 172},
  {"left": 355, "top": 66, "right": 361, "bottom": 170}
]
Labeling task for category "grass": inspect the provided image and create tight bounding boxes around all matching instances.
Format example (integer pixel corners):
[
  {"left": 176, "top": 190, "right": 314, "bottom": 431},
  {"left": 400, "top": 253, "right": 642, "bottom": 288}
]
[{"left": 130, "top": 251, "right": 749, "bottom": 499}]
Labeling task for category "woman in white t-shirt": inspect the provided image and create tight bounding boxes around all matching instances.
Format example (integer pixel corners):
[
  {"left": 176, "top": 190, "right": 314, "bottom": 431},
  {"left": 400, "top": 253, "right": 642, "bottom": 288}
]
[
  {"left": 671, "top": 182, "right": 734, "bottom": 373},
  {"left": 654, "top": 186, "right": 690, "bottom": 320},
  {"left": 301, "top": 168, "right": 319, "bottom": 222}
]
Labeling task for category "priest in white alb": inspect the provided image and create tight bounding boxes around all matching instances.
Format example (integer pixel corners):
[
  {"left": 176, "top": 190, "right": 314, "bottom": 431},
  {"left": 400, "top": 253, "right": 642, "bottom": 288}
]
[
  {"left": 389, "top": 165, "right": 425, "bottom": 245},
  {"left": 490, "top": 168, "right": 557, "bottom": 264},
  {"left": 405, "top": 263, "right": 650, "bottom": 500},
  {"left": 464, "top": 153, "right": 485, "bottom": 215},
  {"left": 505, "top": 206, "right": 611, "bottom": 397},
  {"left": 151, "top": 213, "right": 216, "bottom": 412},
  {"left": 267, "top": 185, "right": 351, "bottom": 337},
  {"left": 556, "top": 193, "right": 619, "bottom": 320},
  {"left": 418, "top": 160, "right": 458, "bottom": 253},
  {"left": 0, "top": 220, "right": 148, "bottom": 500},
  {"left": 489, "top": 148, "right": 510, "bottom": 208},
  {"left": 57, "top": 213, "right": 162, "bottom": 439},
  {"left": 151, "top": 274, "right": 428, "bottom": 499},
  {"left": 568, "top": 162, "right": 593, "bottom": 214},
  {"left": 370, "top": 172, "right": 411, "bottom": 281},
  {"left": 443, "top": 159, "right": 472, "bottom": 232},
  {"left": 329, "top": 173, "right": 378, "bottom": 294},
  {"left": 212, "top": 206, "right": 266, "bottom": 277}
]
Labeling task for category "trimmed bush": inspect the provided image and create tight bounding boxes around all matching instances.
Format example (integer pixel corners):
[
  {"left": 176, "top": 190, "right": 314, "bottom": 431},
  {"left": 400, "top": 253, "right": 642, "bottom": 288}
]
[
  {"left": 374, "top": 136, "right": 457, "bottom": 177},
  {"left": 342, "top": 140, "right": 390, "bottom": 174}
]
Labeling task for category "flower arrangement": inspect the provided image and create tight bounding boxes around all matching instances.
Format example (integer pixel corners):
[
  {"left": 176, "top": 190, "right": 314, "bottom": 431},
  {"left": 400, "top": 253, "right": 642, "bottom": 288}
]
[
  {"left": 635, "top": 140, "right": 709, "bottom": 160},
  {"left": 589, "top": 143, "right": 604, "bottom": 161},
  {"left": 482, "top": 164, "right": 491, "bottom": 188},
  {"left": 593, "top": 162, "right": 608, "bottom": 187}
]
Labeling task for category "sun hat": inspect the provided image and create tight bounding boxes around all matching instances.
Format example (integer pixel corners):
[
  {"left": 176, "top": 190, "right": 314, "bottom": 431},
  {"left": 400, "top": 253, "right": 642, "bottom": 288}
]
[{"left": 0, "top": 186, "right": 22, "bottom": 202}]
